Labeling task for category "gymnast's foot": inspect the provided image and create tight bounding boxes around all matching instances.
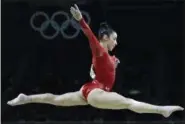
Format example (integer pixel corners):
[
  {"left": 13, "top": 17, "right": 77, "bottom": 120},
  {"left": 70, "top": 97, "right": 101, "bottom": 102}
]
[
  {"left": 7, "top": 93, "right": 30, "bottom": 106},
  {"left": 160, "top": 106, "right": 184, "bottom": 118}
]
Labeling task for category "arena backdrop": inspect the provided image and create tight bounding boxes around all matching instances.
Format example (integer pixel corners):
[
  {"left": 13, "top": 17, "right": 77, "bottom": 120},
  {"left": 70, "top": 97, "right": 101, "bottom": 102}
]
[{"left": 2, "top": 0, "right": 185, "bottom": 122}]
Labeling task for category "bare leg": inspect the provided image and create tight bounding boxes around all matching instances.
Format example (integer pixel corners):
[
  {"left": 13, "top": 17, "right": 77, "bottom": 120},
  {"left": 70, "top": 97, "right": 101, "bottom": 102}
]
[
  {"left": 87, "top": 89, "right": 184, "bottom": 117},
  {"left": 7, "top": 91, "right": 88, "bottom": 106}
]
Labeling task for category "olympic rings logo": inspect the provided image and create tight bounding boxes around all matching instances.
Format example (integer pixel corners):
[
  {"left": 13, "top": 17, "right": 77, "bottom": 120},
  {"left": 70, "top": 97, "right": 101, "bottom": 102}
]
[{"left": 30, "top": 11, "right": 91, "bottom": 40}]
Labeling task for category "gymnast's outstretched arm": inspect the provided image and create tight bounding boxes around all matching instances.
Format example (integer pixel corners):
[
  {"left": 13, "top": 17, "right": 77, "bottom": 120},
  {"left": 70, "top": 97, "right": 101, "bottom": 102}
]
[{"left": 70, "top": 4, "right": 105, "bottom": 57}]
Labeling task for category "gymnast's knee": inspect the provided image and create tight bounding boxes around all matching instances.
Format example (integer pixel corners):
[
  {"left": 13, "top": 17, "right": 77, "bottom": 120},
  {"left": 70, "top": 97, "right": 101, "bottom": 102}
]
[
  {"left": 43, "top": 93, "right": 60, "bottom": 103},
  {"left": 40, "top": 93, "right": 56, "bottom": 100}
]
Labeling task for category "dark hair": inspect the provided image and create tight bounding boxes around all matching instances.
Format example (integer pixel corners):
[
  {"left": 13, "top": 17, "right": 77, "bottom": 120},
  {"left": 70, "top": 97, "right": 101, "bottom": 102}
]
[{"left": 98, "top": 22, "right": 115, "bottom": 40}]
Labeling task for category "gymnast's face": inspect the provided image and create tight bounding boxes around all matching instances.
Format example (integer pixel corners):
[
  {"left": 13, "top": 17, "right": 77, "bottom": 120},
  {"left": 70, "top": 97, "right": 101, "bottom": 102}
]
[{"left": 106, "top": 32, "right": 118, "bottom": 51}]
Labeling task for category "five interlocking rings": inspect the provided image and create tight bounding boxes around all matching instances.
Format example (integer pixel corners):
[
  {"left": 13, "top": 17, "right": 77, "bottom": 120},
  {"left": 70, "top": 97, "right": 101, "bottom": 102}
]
[{"left": 30, "top": 11, "right": 91, "bottom": 40}]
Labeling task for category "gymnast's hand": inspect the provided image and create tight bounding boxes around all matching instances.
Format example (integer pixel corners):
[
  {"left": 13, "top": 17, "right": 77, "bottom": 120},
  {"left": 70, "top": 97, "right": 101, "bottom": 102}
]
[{"left": 70, "top": 4, "right": 83, "bottom": 21}]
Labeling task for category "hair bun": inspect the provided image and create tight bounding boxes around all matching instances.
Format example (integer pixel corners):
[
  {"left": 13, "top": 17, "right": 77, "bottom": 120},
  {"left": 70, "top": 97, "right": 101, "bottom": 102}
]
[{"left": 100, "top": 22, "right": 109, "bottom": 29}]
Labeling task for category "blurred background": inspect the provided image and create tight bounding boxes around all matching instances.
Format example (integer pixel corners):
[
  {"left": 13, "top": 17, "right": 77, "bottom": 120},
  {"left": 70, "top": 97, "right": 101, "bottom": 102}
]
[{"left": 1, "top": 0, "right": 185, "bottom": 123}]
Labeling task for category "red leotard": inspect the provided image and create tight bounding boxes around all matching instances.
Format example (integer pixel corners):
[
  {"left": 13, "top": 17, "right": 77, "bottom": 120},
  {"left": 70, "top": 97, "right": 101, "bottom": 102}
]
[{"left": 79, "top": 18, "right": 119, "bottom": 100}]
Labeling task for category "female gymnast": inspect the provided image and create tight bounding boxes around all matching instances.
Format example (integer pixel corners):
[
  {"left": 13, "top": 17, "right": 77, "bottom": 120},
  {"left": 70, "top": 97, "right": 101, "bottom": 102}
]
[{"left": 7, "top": 4, "right": 184, "bottom": 118}]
